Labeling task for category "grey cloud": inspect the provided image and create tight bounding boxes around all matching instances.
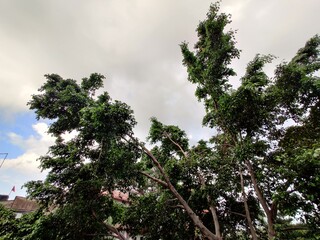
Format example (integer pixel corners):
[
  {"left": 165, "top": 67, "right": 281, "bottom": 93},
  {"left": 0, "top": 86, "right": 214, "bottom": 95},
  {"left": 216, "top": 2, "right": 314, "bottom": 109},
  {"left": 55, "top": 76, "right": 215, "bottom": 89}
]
[{"left": 0, "top": 0, "right": 319, "bottom": 142}]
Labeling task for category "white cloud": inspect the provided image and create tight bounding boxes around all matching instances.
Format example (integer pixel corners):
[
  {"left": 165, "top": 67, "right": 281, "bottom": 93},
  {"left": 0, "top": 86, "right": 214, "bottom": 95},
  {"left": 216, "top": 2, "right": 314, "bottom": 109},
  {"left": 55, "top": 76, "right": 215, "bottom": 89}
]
[
  {"left": 0, "top": 122, "right": 82, "bottom": 197},
  {"left": 223, "top": 0, "right": 253, "bottom": 21},
  {"left": 1, "top": 1, "right": 319, "bottom": 141},
  {"left": 3, "top": 152, "right": 44, "bottom": 175},
  {"left": 10, "top": 123, "right": 53, "bottom": 152},
  {"left": 4, "top": 122, "right": 54, "bottom": 174},
  {"left": 0, "top": 0, "right": 319, "bottom": 164}
]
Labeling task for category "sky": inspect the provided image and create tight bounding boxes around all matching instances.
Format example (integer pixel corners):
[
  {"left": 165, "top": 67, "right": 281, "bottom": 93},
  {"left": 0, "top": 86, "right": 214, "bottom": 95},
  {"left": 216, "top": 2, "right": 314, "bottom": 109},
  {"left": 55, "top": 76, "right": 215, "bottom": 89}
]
[{"left": 0, "top": 0, "right": 319, "bottom": 198}]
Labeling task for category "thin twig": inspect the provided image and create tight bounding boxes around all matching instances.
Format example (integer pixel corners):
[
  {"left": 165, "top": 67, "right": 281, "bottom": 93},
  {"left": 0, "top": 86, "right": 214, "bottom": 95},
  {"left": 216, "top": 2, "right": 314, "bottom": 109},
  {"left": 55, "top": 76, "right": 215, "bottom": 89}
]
[
  {"left": 140, "top": 171, "right": 168, "bottom": 188},
  {"left": 163, "top": 132, "right": 188, "bottom": 158}
]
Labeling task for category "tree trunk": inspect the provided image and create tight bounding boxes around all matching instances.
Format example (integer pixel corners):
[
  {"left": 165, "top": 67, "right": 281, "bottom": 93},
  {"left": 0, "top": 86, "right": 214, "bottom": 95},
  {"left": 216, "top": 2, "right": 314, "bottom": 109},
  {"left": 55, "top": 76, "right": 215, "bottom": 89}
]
[
  {"left": 267, "top": 217, "right": 276, "bottom": 240},
  {"left": 135, "top": 137, "right": 221, "bottom": 240},
  {"left": 209, "top": 203, "right": 221, "bottom": 238},
  {"left": 167, "top": 183, "right": 221, "bottom": 240},
  {"left": 198, "top": 173, "right": 221, "bottom": 238},
  {"left": 92, "top": 210, "right": 128, "bottom": 240},
  {"left": 239, "top": 168, "right": 258, "bottom": 240},
  {"left": 246, "top": 160, "right": 276, "bottom": 240}
]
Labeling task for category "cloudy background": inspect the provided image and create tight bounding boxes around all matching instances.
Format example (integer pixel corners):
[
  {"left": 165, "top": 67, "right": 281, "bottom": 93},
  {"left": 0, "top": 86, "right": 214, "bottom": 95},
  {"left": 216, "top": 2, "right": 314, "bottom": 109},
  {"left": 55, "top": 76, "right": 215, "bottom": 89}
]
[{"left": 0, "top": 0, "right": 319, "bottom": 198}]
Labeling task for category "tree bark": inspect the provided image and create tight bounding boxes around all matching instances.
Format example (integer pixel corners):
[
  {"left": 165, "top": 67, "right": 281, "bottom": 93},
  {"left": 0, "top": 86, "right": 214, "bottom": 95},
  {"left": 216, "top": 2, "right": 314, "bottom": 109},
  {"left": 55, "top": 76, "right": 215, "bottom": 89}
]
[
  {"left": 246, "top": 160, "right": 276, "bottom": 240},
  {"left": 166, "top": 180, "right": 221, "bottom": 240},
  {"left": 139, "top": 171, "right": 168, "bottom": 188},
  {"left": 239, "top": 168, "right": 258, "bottom": 240},
  {"left": 92, "top": 210, "right": 128, "bottom": 240},
  {"left": 209, "top": 203, "right": 221, "bottom": 238},
  {"left": 130, "top": 135, "right": 221, "bottom": 240},
  {"left": 198, "top": 172, "right": 221, "bottom": 238}
]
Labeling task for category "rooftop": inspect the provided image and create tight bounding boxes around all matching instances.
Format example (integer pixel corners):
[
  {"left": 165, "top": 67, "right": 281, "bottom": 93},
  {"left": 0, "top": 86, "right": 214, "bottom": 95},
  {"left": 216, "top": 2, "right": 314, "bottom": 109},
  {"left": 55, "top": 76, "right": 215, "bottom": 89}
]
[{"left": 0, "top": 196, "right": 38, "bottom": 213}]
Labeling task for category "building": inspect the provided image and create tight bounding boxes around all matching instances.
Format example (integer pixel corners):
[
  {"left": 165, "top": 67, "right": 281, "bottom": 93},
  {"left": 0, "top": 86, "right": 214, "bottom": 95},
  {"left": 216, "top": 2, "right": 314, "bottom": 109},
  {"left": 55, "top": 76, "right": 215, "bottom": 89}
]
[{"left": 0, "top": 195, "right": 38, "bottom": 218}]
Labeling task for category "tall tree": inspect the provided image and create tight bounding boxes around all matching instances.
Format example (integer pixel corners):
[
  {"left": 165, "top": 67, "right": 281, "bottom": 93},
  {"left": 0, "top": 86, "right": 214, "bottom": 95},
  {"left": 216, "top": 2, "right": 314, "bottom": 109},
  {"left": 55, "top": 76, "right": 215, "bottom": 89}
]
[
  {"left": 180, "top": 2, "right": 320, "bottom": 239},
  {"left": 21, "top": 2, "right": 320, "bottom": 240},
  {"left": 25, "top": 73, "right": 141, "bottom": 240}
]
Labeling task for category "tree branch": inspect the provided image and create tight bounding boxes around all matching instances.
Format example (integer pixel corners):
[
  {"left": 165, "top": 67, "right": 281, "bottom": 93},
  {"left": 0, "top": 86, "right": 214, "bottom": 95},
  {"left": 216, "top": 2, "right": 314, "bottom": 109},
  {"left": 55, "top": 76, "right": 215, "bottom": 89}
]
[
  {"left": 246, "top": 160, "right": 276, "bottom": 239},
  {"left": 240, "top": 167, "right": 258, "bottom": 240},
  {"left": 197, "top": 172, "right": 221, "bottom": 238},
  {"left": 246, "top": 160, "right": 270, "bottom": 214},
  {"left": 128, "top": 134, "right": 221, "bottom": 240},
  {"left": 163, "top": 132, "right": 188, "bottom": 158},
  {"left": 279, "top": 226, "right": 310, "bottom": 231},
  {"left": 139, "top": 171, "right": 168, "bottom": 188},
  {"left": 228, "top": 210, "right": 246, "bottom": 218},
  {"left": 169, "top": 204, "right": 185, "bottom": 209},
  {"left": 92, "top": 210, "right": 128, "bottom": 240}
]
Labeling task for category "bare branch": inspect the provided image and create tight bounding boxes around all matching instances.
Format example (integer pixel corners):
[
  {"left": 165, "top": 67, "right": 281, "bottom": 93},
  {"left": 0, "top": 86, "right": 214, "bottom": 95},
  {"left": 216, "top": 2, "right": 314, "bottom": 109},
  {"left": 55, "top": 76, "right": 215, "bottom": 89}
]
[
  {"left": 163, "top": 132, "right": 188, "bottom": 158},
  {"left": 246, "top": 160, "right": 276, "bottom": 239},
  {"left": 169, "top": 204, "right": 185, "bottom": 209},
  {"left": 240, "top": 167, "right": 258, "bottom": 240},
  {"left": 92, "top": 210, "right": 128, "bottom": 240},
  {"left": 228, "top": 210, "right": 246, "bottom": 218},
  {"left": 127, "top": 134, "right": 221, "bottom": 240},
  {"left": 140, "top": 171, "right": 168, "bottom": 188},
  {"left": 280, "top": 226, "right": 309, "bottom": 231}
]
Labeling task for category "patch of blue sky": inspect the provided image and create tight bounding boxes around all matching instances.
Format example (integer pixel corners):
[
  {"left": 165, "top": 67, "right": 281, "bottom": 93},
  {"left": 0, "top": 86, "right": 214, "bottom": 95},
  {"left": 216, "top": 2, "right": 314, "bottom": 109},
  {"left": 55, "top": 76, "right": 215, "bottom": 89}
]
[
  {"left": 0, "top": 159, "right": 48, "bottom": 198},
  {"left": 0, "top": 112, "right": 38, "bottom": 158},
  {"left": 0, "top": 168, "right": 35, "bottom": 199}
]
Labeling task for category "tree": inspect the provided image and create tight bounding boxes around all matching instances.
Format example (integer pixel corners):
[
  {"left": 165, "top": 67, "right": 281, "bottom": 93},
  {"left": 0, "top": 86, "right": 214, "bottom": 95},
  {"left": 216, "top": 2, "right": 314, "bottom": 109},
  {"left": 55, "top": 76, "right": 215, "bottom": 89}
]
[
  {"left": 25, "top": 73, "right": 141, "bottom": 240},
  {"left": 21, "top": 2, "right": 320, "bottom": 240},
  {"left": 180, "top": 2, "right": 320, "bottom": 239},
  {"left": 0, "top": 204, "right": 42, "bottom": 240},
  {"left": 0, "top": 204, "right": 16, "bottom": 239}
]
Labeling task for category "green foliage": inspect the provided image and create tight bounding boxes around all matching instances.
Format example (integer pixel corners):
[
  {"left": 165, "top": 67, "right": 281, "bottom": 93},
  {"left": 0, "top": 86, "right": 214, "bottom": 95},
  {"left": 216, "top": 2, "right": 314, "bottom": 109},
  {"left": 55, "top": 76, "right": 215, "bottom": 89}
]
[
  {"left": 181, "top": 2, "right": 240, "bottom": 129},
  {"left": 148, "top": 117, "right": 189, "bottom": 158},
  {"left": 0, "top": 204, "right": 16, "bottom": 239},
  {"left": 18, "top": 2, "right": 320, "bottom": 239},
  {"left": 275, "top": 35, "right": 320, "bottom": 120},
  {"left": 124, "top": 193, "right": 196, "bottom": 240},
  {"left": 0, "top": 204, "right": 43, "bottom": 240},
  {"left": 180, "top": 2, "right": 320, "bottom": 239},
  {"left": 25, "top": 73, "right": 141, "bottom": 239}
]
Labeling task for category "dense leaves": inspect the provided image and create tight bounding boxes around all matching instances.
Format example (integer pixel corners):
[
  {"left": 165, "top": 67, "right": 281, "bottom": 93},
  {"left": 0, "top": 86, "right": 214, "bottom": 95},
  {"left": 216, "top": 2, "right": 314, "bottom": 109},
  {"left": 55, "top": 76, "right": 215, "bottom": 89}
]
[
  {"left": 180, "top": 3, "right": 320, "bottom": 239},
  {"left": 2, "top": 2, "right": 320, "bottom": 240},
  {"left": 0, "top": 205, "right": 42, "bottom": 240},
  {"left": 23, "top": 73, "right": 141, "bottom": 239}
]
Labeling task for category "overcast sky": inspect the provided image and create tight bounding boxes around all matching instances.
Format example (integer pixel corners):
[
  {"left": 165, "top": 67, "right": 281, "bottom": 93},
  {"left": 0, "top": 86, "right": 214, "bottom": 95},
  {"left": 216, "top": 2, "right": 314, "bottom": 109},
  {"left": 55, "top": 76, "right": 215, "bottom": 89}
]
[{"left": 0, "top": 0, "right": 319, "bottom": 198}]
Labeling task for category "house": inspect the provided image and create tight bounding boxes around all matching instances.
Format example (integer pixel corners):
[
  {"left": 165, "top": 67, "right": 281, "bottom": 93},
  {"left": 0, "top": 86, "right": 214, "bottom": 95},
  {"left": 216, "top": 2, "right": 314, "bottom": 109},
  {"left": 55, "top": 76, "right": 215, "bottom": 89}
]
[
  {"left": 0, "top": 192, "right": 144, "bottom": 239},
  {"left": 111, "top": 190, "right": 130, "bottom": 204},
  {"left": 102, "top": 190, "right": 145, "bottom": 240},
  {"left": 0, "top": 195, "right": 38, "bottom": 218}
]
